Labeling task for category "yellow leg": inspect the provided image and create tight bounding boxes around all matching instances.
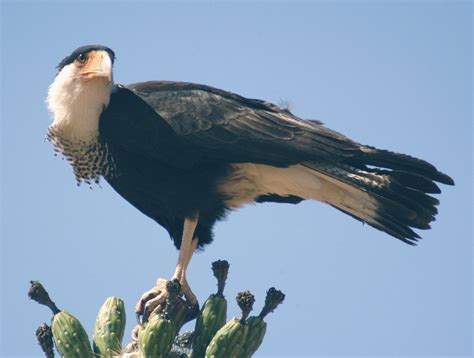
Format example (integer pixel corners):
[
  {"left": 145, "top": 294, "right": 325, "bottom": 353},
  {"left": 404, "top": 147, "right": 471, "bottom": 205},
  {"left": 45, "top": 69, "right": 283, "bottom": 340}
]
[
  {"left": 172, "top": 214, "right": 199, "bottom": 304},
  {"left": 135, "top": 214, "right": 200, "bottom": 322}
]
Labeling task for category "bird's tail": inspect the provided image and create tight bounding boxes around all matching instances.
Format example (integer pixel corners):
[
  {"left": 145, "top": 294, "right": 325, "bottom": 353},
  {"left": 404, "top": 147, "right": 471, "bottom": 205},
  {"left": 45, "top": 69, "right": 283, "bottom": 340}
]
[{"left": 301, "top": 147, "right": 454, "bottom": 245}]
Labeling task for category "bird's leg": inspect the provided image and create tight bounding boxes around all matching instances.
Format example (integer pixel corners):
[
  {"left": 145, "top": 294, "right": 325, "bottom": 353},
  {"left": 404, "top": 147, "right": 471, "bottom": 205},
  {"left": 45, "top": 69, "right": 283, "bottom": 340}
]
[
  {"left": 171, "top": 215, "right": 199, "bottom": 305},
  {"left": 135, "top": 214, "right": 199, "bottom": 323}
]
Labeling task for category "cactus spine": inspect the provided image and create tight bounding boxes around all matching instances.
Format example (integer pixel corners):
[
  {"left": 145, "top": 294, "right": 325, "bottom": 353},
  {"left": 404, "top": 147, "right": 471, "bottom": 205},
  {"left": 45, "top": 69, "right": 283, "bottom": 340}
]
[
  {"left": 192, "top": 260, "right": 229, "bottom": 358},
  {"left": 138, "top": 279, "right": 181, "bottom": 357},
  {"left": 93, "top": 296, "right": 126, "bottom": 357},
  {"left": 205, "top": 291, "right": 255, "bottom": 358},
  {"left": 239, "top": 287, "right": 285, "bottom": 358}
]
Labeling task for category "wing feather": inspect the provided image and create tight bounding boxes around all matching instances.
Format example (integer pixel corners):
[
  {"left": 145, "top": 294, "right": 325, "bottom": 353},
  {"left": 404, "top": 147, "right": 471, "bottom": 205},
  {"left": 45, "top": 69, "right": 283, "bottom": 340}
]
[
  {"left": 102, "top": 81, "right": 452, "bottom": 188},
  {"left": 125, "top": 81, "right": 358, "bottom": 166}
]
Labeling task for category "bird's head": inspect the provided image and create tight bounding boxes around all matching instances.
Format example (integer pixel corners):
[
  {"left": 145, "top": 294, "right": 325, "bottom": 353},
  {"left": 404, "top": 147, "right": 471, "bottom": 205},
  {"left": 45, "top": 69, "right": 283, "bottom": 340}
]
[{"left": 47, "top": 45, "right": 116, "bottom": 142}]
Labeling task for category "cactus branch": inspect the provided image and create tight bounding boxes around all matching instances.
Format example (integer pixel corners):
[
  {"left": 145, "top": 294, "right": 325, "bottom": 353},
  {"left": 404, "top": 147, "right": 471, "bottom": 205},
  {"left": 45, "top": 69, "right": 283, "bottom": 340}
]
[
  {"left": 259, "top": 287, "right": 285, "bottom": 319},
  {"left": 28, "top": 281, "right": 60, "bottom": 314},
  {"left": 35, "top": 322, "right": 55, "bottom": 358},
  {"left": 211, "top": 260, "right": 229, "bottom": 296},
  {"left": 236, "top": 291, "right": 255, "bottom": 322}
]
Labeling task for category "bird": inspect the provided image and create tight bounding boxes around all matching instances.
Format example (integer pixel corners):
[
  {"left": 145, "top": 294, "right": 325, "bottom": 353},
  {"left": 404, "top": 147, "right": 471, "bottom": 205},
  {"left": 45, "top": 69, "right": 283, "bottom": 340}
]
[{"left": 46, "top": 44, "right": 454, "bottom": 319}]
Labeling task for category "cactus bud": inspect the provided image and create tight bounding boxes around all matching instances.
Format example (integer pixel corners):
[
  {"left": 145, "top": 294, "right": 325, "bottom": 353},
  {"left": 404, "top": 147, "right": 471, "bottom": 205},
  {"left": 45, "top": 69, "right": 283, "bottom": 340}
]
[
  {"left": 28, "top": 281, "right": 59, "bottom": 314},
  {"left": 211, "top": 260, "right": 229, "bottom": 296},
  {"left": 259, "top": 287, "right": 285, "bottom": 319},
  {"left": 35, "top": 323, "right": 54, "bottom": 358},
  {"left": 236, "top": 291, "right": 255, "bottom": 322},
  {"left": 239, "top": 287, "right": 285, "bottom": 358}
]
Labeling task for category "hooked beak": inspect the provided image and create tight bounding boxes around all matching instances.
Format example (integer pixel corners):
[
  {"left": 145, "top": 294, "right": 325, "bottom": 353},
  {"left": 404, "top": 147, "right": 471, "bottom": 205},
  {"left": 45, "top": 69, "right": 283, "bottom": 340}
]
[{"left": 79, "top": 50, "right": 112, "bottom": 81}]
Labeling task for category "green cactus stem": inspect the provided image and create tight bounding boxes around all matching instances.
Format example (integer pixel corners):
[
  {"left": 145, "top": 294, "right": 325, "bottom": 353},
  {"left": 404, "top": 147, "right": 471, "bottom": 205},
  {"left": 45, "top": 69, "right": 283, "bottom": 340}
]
[
  {"left": 35, "top": 323, "right": 55, "bottom": 358},
  {"left": 93, "top": 296, "right": 126, "bottom": 357},
  {"left": 192, "top": 260, "right": 229, "bottom": 358},
  {"left": 51, "top": 311, "right": 94, "bottom": 358},
  {"left": 139, "top": 315, "right": 176, "bottom": 358},
  {"left": 205, "top": 291, "right": 255, "bottom": 357}
]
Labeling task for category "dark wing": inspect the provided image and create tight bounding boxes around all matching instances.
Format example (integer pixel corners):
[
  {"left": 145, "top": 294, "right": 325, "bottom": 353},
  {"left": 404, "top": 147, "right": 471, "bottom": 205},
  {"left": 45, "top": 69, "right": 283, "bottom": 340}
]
[
  {"left": 123, "top": 81, "right": 359, "bottom": 167},
  {"left": 101, "top": 81, "right": 453, "bottom": 185}
]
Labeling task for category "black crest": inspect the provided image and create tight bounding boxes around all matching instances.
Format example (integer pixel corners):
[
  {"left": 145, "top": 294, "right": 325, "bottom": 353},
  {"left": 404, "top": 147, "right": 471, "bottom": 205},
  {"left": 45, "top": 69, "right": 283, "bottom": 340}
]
[{"left": 56, "top": 45, "right": 115, "bottom": 72}]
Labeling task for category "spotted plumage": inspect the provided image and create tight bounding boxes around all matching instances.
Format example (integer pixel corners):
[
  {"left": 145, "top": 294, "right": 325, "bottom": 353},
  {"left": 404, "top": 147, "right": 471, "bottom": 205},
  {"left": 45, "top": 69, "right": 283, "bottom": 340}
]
[{"left": 47, "top": 127, "right": 118, "bottom": 185}]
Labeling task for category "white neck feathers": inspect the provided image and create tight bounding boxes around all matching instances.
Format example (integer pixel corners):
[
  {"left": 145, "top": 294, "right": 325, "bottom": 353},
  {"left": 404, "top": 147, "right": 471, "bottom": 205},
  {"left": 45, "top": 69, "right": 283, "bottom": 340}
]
[{"left": 47, "top": 64, "right": 113, "bottom": 143}]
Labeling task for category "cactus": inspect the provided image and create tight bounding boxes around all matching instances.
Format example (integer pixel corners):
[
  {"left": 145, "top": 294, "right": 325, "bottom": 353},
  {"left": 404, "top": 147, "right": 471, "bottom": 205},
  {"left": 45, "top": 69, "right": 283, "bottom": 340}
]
[
  {"left": 51, "top": 311, "right": 94, "bottom": 358},
  {"left": 138, "top": 315, "right": 176, "bottom": 358},
  {"left": 239, "top": 287, "right": 285, "bottom": 358},
  {"left": 93, "top": 296, "right": 126, "bottom": 357},
  {"left": 28, "top": 281, "right": 93, "bottom": 358},
  {"left": 35, "top": 322, "right": 55, "bottom": 358},
  {"left": 138, "top": 280, "right": 181, "bottom": 357},
  {"left": 192, "top": 260, "right": 229, "bottom": 358},
  {"left": 205, "top": 291, "right": 255, "bottom": 358},
  {"left": 29, "top": 260, "right": 284, "bottom": 358}
]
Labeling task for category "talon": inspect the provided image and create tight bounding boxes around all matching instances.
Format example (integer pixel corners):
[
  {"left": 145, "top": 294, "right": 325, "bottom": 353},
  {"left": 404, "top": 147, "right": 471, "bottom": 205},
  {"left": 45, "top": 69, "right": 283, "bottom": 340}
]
[
  {"left": 135, "top": 279, "right": 170, "bottom": 323},
  {"left": 143, "top": 293, "right": 166, "bottom": 321},
  {"left": 135, "top": 289, "right": 159, "bottom": 317}
]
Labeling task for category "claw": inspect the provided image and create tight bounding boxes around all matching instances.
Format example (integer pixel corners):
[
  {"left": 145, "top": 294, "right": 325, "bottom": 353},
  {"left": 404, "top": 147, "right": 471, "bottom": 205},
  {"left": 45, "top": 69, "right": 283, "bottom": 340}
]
[
  {"left": 135, "top": 290, "right": 157, "bottom": 318},
  {"left": 135, "top": 278, "right": 169, "bottom": 323},
  {"left": 143, "top": 293, "right": 167, "bottom": 320}
]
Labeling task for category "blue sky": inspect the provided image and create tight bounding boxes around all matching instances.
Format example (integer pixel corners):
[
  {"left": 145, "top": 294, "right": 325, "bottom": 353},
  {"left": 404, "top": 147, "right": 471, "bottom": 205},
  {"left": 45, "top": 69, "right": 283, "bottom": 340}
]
[{"left": 1, "top": 1, "right": 472, "bottom": 357}]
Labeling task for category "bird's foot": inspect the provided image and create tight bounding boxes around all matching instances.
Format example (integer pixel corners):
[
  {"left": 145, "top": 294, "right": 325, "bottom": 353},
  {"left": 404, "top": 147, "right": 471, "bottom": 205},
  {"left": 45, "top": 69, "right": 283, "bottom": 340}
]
[
  {"left": 128, "top": 277, "right": 199, "bottom": 352},
  {"left": 135, "top": 278, "right": 199, "bottom": 325},
  {"left": 135, "top": 278, "right": 169, "bottom": 324}
]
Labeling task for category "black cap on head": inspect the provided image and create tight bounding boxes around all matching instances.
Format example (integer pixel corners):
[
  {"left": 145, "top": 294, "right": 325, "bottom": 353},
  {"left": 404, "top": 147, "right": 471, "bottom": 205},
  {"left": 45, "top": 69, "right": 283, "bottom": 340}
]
[{"left": 57, "top": 45, "right": 115, "bottom": 71}]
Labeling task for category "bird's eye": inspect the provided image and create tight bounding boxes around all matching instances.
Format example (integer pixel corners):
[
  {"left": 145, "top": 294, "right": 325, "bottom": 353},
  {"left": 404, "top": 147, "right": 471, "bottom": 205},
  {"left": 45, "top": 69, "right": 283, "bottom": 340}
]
[{"left": 76, "top": 53, "right": 87, "bottom": 63}]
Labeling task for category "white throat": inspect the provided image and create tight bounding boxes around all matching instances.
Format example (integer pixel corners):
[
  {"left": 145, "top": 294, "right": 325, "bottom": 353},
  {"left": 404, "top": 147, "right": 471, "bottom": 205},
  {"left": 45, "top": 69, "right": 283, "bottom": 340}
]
[{"left": 47, "top": 63, "right": 113, "bottom": 143}]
